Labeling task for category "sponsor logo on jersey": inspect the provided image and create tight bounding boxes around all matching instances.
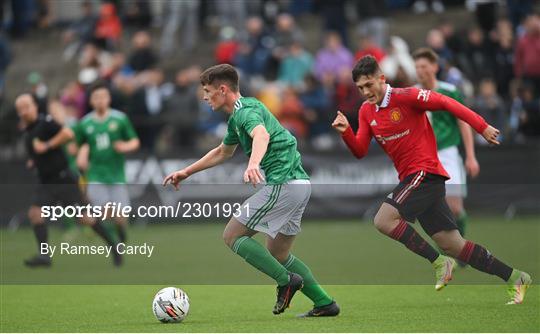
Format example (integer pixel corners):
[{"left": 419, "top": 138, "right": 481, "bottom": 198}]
[
  {"left": 389, "top": 108, "right": 403, "bottom": 123},
  {"left": 375, "top": 129, "right": 410, "bottom": 145},
  {"left": 370, "top": 119, "right": 378, "bottom": 127},
  {"left": 86, "top": 126, "right": 94, "bottom": 134}
]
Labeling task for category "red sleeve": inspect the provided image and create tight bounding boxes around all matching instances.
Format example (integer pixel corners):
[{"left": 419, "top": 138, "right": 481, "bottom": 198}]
[
  {"left": 341, "top": 106, "right": 372, "bottom": 159},
  {"left": 400, "top": 87, "right": 489, "bottom": 134}
]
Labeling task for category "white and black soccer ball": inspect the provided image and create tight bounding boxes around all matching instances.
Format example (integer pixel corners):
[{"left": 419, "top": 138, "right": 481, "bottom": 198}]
[{"left": 152, "top": 287, "right": 190, "bottom": 323}]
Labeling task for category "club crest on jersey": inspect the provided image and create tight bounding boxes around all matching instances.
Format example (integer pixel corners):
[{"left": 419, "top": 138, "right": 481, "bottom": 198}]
[
  {"left": 109, "top": 121, "right": 118, "bottom": 131},
  {"left": 389, "top": 108, "right": 402, "bottom": 123}
]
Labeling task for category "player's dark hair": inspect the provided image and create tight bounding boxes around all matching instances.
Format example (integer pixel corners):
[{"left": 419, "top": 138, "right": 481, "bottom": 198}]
[
  {"left": 412, "top": 47, "right": 439, "bottom": 64},
  {"left": 352, "top": 55, "right": 382, "bottom": 82},
  {"left": 89, "top": 81, "right": 110, "bottom": 97},
  {"left": 200, "top": 64, "right": 239, "bottom": 92}
]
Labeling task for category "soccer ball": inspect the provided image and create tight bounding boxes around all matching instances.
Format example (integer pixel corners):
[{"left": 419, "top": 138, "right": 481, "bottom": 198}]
[{"left": 152, "top": 287, "right": 190, "bottom": 323}]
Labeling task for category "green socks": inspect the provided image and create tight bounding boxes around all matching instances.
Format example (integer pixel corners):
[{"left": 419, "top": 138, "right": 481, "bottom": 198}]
[
  {"left": 231, "top": 236, "right": 290, "bottom": 286},
  {"left": 282, "top": 254, "right": 333, "bottom": 307},
  {"left": 230, "top": 237, "right": 334, "bottom": 307},
  {"left": 456, "top": 211, "right": 467, "bottom": 236}
]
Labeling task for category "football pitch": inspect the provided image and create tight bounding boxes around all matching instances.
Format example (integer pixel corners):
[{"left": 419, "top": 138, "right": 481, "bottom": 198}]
[{"left": 1, "top": 217, "right": 539, "bottom": 332}]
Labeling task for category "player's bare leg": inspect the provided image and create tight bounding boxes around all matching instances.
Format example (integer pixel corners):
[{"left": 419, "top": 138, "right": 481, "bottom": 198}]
[
  {"left": 222, "top": 217, "right": 257, "bottom": 248},
  {"left": 431, "top": 229, "right": 532, "bottom": 304},
  {"left": 24, "top": 205, "right": 52, "bottom": 267},
  {"left": 267, "top": 233, "right": 339, "bottom": 317},
  {"left": 374, "top": 203, "right": 454, "bottom": 290},
  {"left": 223, "top": 218, "right": 302, "bottom": 314}
]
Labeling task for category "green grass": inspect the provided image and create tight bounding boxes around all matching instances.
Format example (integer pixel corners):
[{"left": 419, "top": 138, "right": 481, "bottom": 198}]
[
  {"left": 1, "top": 285, "right": 539, "bottom": 332},
  {"left": 1, "top": 217, "right": 539, "bottom": 332}
]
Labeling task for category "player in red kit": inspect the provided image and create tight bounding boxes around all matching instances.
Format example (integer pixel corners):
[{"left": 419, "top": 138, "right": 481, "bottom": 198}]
[{"left": 332, "top": 55, "right": 532, "bottom": 304}]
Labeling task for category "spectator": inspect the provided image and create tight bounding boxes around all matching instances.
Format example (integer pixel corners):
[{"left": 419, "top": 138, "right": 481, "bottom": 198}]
[
  {"left": 380, "top": 36, "right": 416, "bottom": 86},
  {"left": 473, "top": 79, "right": 507, "bottom": 138},
  {"left": 492, "top": 19, "right": 515, "bottom": 99},
  {"left": 235, "top": 16, "right": 273, "bottom": 78},
  {"left": 509, "top": 83, "right": 540, "bottom": 141},
  {"left": 518, "top": 85, "right": 540, "bottom": 138},
  {"left": 355, "top": 0, "right": 389, "bottom": 49},
  {"left": 214, "top": 26, "right": 239, "bottom": 65},
  {"left": 123, "top": 0, "right": 152, "bottom": 30},
  {"left": 268, "top": 13, "right": 305, "bottom": 79},
  {"left": 426, "top": 29, "right": 453, "bottom": 74},
  {"left": 318, "top": 0, "right": 349, "bottom": 47},
  {"left": 127, "top": 31, "right": 158, "bottom": 73},
  {"left": 333, "top": 67, "right": 362, "bottom": 128},
  {"left": 78, "top": 42, "right": 114, "bottom": 81},
  {"left": 60, "top": 81, "right": 86, "bottom": 119},
  {"left": 129, "top": 69, "right": 166, "bottom": 150},
  {"left": 159, "top": 0, "right": 200, "bottom": 55},
  {"left": 437, "top": 19, "right": 464, "bottom": 57},
  {"left": 277, "top": 87, "right": 307, "bottom": 140},
  {"left": 314, "top": 31, "right": 354, "bottom": 88},
  {"left": 94, "top": 2, "right": 122, "bottom": 50},
  {"left": 355, "top": 34, "right": 386, "bottom": 63},
  {"left": 514, "top": 14, "right": 540, "bottom": 97},
  {"left": 506, "top": 0, "right": 533, "bottom": 33},
  {"left": 62, "top": 1, "right": 97, "bottom": 61},
  {"left": 214, "top": 0, "right": 247, "bottom": 31},
  {"left": 277, "top": 38, "right": 313, "bottom": 89},
  {"left": 161, "top": 66, "right": 202, "bottom": 148},
  {"left": 460, "top": 27, "right": 493, "bottom": 86},
  {"left": 271, "top": 13, "right": 304, "bottom": 60},
  {"left": 468, "top": 0, "right": 499, "bottom": 35},
  {"left": 8, "top": 0, "right": 34, "bottom": 38},
  {"left": 298, "top": 74, "right": 331, "bottom": 138}
]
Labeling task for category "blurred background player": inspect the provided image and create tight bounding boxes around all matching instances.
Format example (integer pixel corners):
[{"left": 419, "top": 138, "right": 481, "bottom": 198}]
[
  {"left": 163, "top": 64, "right": 339, "bottom": 317},
  {"left": 15, "top": 93, "right": 122, "bottom": 267},
  {"left": 332, "top": 56, "right": 532, "bottom": 304},
  {"left": 413, "top": 47, "right": 479, "bottom": 251},
  {"left": 73, "top": 83, "right": 140, "bottom": 244}
]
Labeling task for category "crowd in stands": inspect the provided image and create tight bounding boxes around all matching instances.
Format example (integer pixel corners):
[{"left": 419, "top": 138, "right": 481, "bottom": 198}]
[{"left": 1, "top": 0, "right": 539, "bottom": 155}]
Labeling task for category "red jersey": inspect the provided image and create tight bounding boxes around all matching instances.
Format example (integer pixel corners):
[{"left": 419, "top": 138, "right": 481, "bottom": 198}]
[{"left": 341, "top": 85, "right": 488, "bottom": 181}]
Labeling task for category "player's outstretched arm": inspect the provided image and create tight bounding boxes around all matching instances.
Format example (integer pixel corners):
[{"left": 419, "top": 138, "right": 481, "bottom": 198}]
[
  {"left": 333, "top": 110, "right": 371, "bottom": 159},
  {"left": 409, "top": 88, "right": 500, "bottom": 146},
  {"left": 163, "top": 143, "right": 237, "bottom": 190},
  {"left": 33, "top": 127, "right": 75, "bottom": 154},
  {"left": 457, "top": 120, "right": 480, "bottom": 177},
  {"left": 244, "top": 125, "right": 269, "bottom": 187}
]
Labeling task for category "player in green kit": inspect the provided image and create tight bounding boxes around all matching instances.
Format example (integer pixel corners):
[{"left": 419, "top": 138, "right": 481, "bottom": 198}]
[
  {"left": 163, "top": 64, "right": 339, "bottom": 317},
  {"left": 73, "top": 84, "right": 140, "bottom": 245},
  {"left": 413, "top": 48, "right": 479, "bottom": 244}
]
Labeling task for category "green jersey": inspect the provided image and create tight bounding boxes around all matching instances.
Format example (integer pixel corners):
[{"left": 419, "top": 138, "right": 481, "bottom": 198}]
[
  {"left": 222, "top": 97, "right": 309, "bottom": 184},
  {"left": 429, "top": 81, "right": 463, "bottom": 150},
  {"left": 73, "top": 109, "right": 138, "bottom": 184}
]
